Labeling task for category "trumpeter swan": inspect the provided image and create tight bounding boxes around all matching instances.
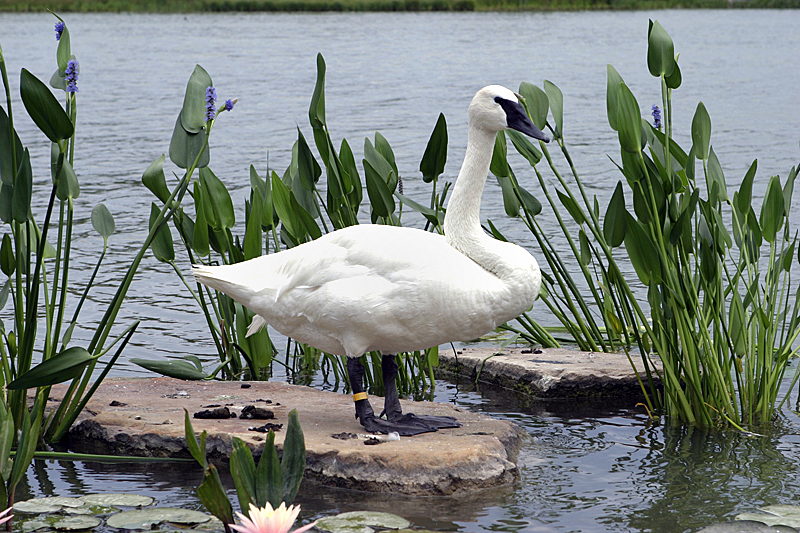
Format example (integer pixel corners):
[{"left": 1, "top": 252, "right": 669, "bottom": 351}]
[{"left": 193, "top": 85, "right": 548, "bottom": 436}]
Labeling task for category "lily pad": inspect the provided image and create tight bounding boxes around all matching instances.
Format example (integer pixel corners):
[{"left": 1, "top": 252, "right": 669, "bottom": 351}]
[
  {"left": 315, "top": 511, "right": 410, "bottom": 533},
  {"left": 736, "top": 504, "right": 800, "bottom": 528},
  {"left": 699, "top": 520, "right": 797, "bottom": 532},
  {"left": 15, "top": 497, "right": 87, "bottom": 514},
  {"left": 106, "top": 508, "right": 211, "bottom": 530},
  {"left": 21, "top": 519, "right": 51, "bottom": 532},
  {"left": 52, "top": 515, "right": 102, "bottom": 530},
  {"left": 78, "top": 494, "right": 154, "bottom": 508}
]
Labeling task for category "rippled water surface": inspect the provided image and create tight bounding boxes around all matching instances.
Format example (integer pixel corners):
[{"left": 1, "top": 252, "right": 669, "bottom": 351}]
[{"left": 2, "top": 8, "right": 800, "bottom": 533}]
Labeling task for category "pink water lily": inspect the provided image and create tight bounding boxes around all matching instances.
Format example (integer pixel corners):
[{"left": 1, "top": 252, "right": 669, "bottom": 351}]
[
  {"left": 0, "top": 507, "right": 12, "bottom": 526},
  {"left": 230, "top": 503, "right": 316, "bottom": 533}
]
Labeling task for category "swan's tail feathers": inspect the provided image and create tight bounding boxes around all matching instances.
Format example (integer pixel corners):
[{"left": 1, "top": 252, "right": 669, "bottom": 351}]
[
  {"left": 246, "top": 315, "right": 268, "bottom": 338},
  {"left": 191, "top": 265, "right": 247, "bottom": 299}
]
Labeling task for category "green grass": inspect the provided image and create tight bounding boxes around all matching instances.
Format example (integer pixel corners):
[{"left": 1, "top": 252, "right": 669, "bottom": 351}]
[{"left": 1, "top": 0, "right": 798, "bottom": 13}]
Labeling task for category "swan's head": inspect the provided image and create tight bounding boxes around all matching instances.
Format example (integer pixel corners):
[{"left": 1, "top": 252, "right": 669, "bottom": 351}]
[{"left": 469, "top": 85, "right": 549, "bottom": 142}]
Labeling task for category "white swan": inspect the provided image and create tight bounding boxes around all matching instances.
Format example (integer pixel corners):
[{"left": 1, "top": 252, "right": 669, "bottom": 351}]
[{"left": 193, "top": 85, "right": 548, "bottom": 435}]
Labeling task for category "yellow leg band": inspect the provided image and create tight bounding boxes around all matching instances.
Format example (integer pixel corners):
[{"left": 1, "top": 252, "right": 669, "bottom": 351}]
[{"left": 353, "top": 392, "right": 368, "bottom": 402}]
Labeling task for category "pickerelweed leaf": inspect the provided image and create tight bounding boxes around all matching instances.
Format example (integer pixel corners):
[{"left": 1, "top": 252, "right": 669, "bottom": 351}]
[
  {"left": 296, "top": 128, "right": 321, "bottom": 191},
  {"left": 0, "top": 106, "right": 24, "bottom": 186},
  {"left": 691, "top": 102, "right": 711, "bottom": 161},
  {"left": 490, "top": 131, "right": 510, "bottom": 178},
  {"left": 543, "top": 80, "right": 563, "bottom": 138},
  {"left": 395, "top": 193, "right": 439, "bottom": 226},
  {"left": 0, "top": 233, "right": 14, "bottom": 277},
  {"left": 760, "top": 174, "right": 785, "bottom": 243},
  {"left": 647, "top": 20, "right": 675, "bottom": 78},
  {"left": 20, "top": 68, "right": 74, "bottom": 143},
  {"left": 272, "top": 173, "right": 302, "bottom": 240},
  {"left": 616, "top": 82, "right": 643, "bottom": 154},
  {"left": 309, "top": 53, "right": 327, "bottom": 129},
  {"left": 169, "top": 113, "right": 209, "bottom": 169},
  {"left": 420, "top": 113, "right": 448, "bottom": 183},
  {"left": 180, "top": 65, "right": 213, "bottom": 134},
  {"left": 142, "top": 154, "right": 170, "bottom": 204},
  {"left": 8, "top": 346, "right": 94, "bottom": 389},
  {"left": 518, "top": 82, "right": 549, "bottom": 131},
  {"left": 579, "top": 229, "right": 591, "bottom": 266},
  {"left": 374, "top": 132, "right": 398, "bottom": 180},
  {"left": 131, "top": 358, "right": 207, "bottom": 380},
  {"left": 508, "top": 129, "right": 542, "bottom": 167},
  {"left": 199, "top": 167, "right": 235, "bottom": 230},
  {"left": 56, "top": 25, "right": 71, "bottom": 71},
  {"left": 364, "top": 160, "right": 395, "bottom": 218},
  {"left": 737, "top": 159, "right": 758, "bottom": 214},
  {"left": 55, "top": 157, "right": 80, "bottom": 201},
  {"left": 557, "top": 189, "right": 585, "bottom": 225},
  {"left": 606, "top": 64, "right": 624, "bottom": 132},
  {"left": 624, "top": 213, "right": 662, "bottom": 285},
  {"left": 149, "top": 203, "right": 174, "bottom": 263},
  {"left": 192, "top": 181, "right": 210, "bottom": 256},
  {"left": 244, "top": 188, "right": 263, "bottom": 260},
  {"left": 518, "top": 184, "right": 542, "bottom": 217},
  {"left": 12, "top": 148, "right": 32, "bottom": 223},
  {"left": 707, "top": 147, "right": 728, "bottom": 204},
  {"left": 197, "top": 465, "right": 233, "bottom": 525},
  {"left": 603, "top": 181, "right": 627, "bottom": 247},
  {"left": 665, "top": 58, "right": 682, "bottom": 89},
  {"left": 496, "top": 176, "right": 520, "bottom": 217},
  {"left": 91, "top": 203, "right": 115, "bottom": 240}
]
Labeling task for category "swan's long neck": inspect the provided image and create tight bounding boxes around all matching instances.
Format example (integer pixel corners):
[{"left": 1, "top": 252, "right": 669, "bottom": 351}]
[{"left": 444, "top": 125, "right": 508, "bottom": 276}]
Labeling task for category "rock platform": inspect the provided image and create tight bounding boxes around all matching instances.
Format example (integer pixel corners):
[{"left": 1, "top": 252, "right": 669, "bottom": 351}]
[
  {"left": 438, "top": 345, "right": 659, "bottom": 399},
  {"left": 57, "top": 377, "right": 522, "bottom": 496}
]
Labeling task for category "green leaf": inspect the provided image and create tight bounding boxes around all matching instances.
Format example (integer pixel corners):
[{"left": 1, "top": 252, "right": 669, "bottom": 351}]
[
  {"left": 192, "top": 181, "right": 210, "bottom": 257},
  {"left": 0, "top": 398, "right": 14, "bottom": 480},
  {"left": 707, "top": 147, "right": 728, "bottom": 204},
  {"left": 340, "top": 139, "right": 362, "bottom": 208},
  {"left": 281, "top": 409, "right": 306, "bottom": 505},
  {"left": 169, "top": 112, "right": 209, "bottom": 169},
  {"left": 578, "top": 229, "right": 591, "bottom": 266},
  {"left": 143, "top": 154, "right": 170, "bottom": 204},
  {"left": 250, "top": 165, "right": 275, "bottom": 231},
  {"left": 363, "top": 139, "right": 396, "bottom": 192},
  {"left": 0, "top": 233, "right": 14, "bottom": 277},
  {"left": 181, "top": 65, "right": 213, "bottom": 134},
  {"left": 56, "top": 25, "right": 71, "bottom": 71},
  {"left": 184, "top": 409, "right": 207, "bottom": 467},
  {"left": 496, "top": 176, "right": 519, "bottom": 217},
  {"left": 8, "top": 346, "right": 94, "bottom": 389},
  {"left": 507, "top": 129, "right": 542, "bottom": 167},
  {"left": 309, "top": 53, "right": 327, "bottom": 129},
  {"left": 518, "top": 82, "right": 549, "bottom": 131},
  {"left": 0, "top": 106, "right": 24, "bottom": 186},
  {"left": 55, "top": 156, "right": 80, "bottom": 201},
  {"left": 736, "top": 160, "right": 757, "bottom": 214},
  {"left": 230, "top": 437, "right": 257, "bottom": 512},
  {"left": 244, "top": 192, "right": 263, "bottom": 260},
  {"left": 603, "top": 181, "right": 627, "bottom": 247},
  {"left": 256, "top": 431, "right": 283, "bottom": 509},
  {"left": 296, "top": 128, "right": 321, "bottom": 191},
  {"left": 149, "top": 203, "right": 174, "bottom": 263},
  {"left": 518, "top": 184, "right": 542, "bottom": 217},
  {"left": 9, "top": 399, "right": 43, "bottom": 488},
  {"left": 647, "top": 20, "right": 676, "bottom": 78},
  {"left": 198, "top": 465, "right": 234, "bottom": 524},
  {"left": 543, "top": 80, "right": 563, "bottom": 138},
  {"left": 199, "top": 167, "right": 235, "bottom": 229},
  {"left": 130, "top": 358, "right": 207, "bottom": 380},
  {"left": 271, "top": 173, "right": 303, "bottom": 239},
  {"left": 374, "top": 132, "right": 398, "bottom": 181},
  {"left": 616, "top": 82, "right": 643, "bottom": 154},
  {"left": 606, "top": 64, "right": 624, "bottom": 132},
  {"left": 691, "top": 102, "right": 711, "bottom": 161},
  {"left": 557, "top": 189, "right": 584, "bottom": 225},
  {"left": 623, "top": 213, "right": 662, "bottom": 285},
  {"left": 490, "top": 131, "right": 510, "bottom": 178},
  {"left": 760, "top": 175, "right": 785, "bottom": 243},
  {"left": 12, "top": 148, "right": 32, "bottom": 223},
  {"left": 420, "top": 113, "right": 448, "bottom": 183},
  {"left": 91, "top": 203, "right": 115, "bottom": 240},
  {"left": 364, "top": 160, "right": 395, "bottom": 218},
  {"left": 665, "top": 59, "right": 682, "bottom": 89},
  {"left": 395, "top": 193, "right": 439, "bottom": 226},
  {"left": 20, "top": 68, "right": 74, "bottom": 143}
]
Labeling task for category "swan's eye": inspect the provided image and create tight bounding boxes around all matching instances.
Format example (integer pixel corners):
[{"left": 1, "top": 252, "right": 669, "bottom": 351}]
[{"left": 494, "top": 96, "right": 502, "bottom": 104}]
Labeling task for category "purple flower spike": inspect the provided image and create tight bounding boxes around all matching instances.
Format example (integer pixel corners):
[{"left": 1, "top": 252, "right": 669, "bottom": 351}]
[
  {"left": 65, "top": 59, "right": 79, "bottom": 93},
  {"left": 205, "top": 86, "right": 217, "bottom": 121},
  {"left": 652, "top": 104, "right": 662, "bottom": 130},
  {"left": 55, "top": 21, "right": 65, "bottom": 41},
  {"left": 225, "top": 98, "right": 235, "bottom": 112}
]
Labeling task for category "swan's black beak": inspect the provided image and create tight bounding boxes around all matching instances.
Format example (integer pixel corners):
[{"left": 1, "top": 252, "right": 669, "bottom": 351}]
[{"left": 496, "top": 97, "right": 550, "bottom": 143}]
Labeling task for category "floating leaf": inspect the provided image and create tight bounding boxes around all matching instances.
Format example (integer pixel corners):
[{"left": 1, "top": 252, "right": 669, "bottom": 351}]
[
  {"left": 52, "top": 516, "right": 101, "bottom": 530},
  {"left": 316, "top": 512, "right": 411, "bottom": 533},
  {"left": 106, "top": 508, "right": 210, "bottom": 530},
  {"left": 77, "top": 494, "right": 154, "bottom": 507}
]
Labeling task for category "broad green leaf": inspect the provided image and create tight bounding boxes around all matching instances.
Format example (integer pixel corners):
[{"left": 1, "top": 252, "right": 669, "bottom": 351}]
[
  {"left": 340, "top": 139, "right": 362, "bottom": 208},
  {"left": 244, "top": 193, "right": 263, "bottom": 261},
  {"left": 374, "top": 132, "right": 398, "bottom": 180},
  {"left": 50, "top": 67, "right": 66, "bottom": 91},
  {"left": 197, "top": 465, "right": 234, "bottom": 525},
  {"left": 272, "top": 173, "right": 303, "bottom": 239},
  {"left": 518, "top": 82, "right": 549, "bottom": 130},
  {"left": 169, "top": 113, "right": 209, "bottom": 169},
  {"left": 281, "top": 409, "right": 306, "bottom": 505},
  {"left": 183, "top": 409, "right": 207, "bottom": 467},
  {"left": 256, "top": 431, "right": 283, "bottom": 509},
  {"left": 707, "top": 147, "right": 727, "bottom": 204},
  {"left": 518, "top": 184, "right": 542, "bottom": 217},
  {"left": 130, "top": 358, "right": 207, "bottom": 380},
  {"left": 55, "top": 157, "right": 80, "bottom": 201},
  {"left": 557, "top": 189, "right": 584, "bottom": 225},
  {"left": 784, "top": 164, "right": 796, "bottom": 210},
  {"left": 616, "top": 82, "right": 643, "bottom": 154},
  {"left": 579, "top": 229, "right": 591, "bottom": 266},
  {"left": 364, "top": 160, "right": 395, "bottom": 218},
  {"left": 309, "top": 53, "right": 327, "bottom": 129},
  {"left": 729, "top": 292, "right": 747, "bottom": 358},
  {"left": 20, "top": 68, "right": 74, "bottom": 142},
  {"left": 0, "top": 233, "right": 14, "bottom": 276},
  {"left": 9, "top": 399, "right": 43, "bottom": 488},
  {"left": 180, "top": 65, "right": 213, "bottom": 134},
  {"left": 543, "top": 80, "right": 563, "bottom": 138},
  {"left": 200, "top": 167, "right": 235, "bottom": 229},
  {"left": 624, "top": 213, "right": 662, "bottom": 285},
  {"left": 149, "top": 203, "right": 174, "bottom": 263},
  {"left": 395, "top": 193, "right": 439, "bottom": 226},
  {"left": 606, "top": 64, "right": 624, "bottom": 132},
  {"left": 665, "top": 58, "right": 682, "bottom": 89},
  {"left": 508, "top": 129, "right": 542, "bottom": 167},
  {"left": 0, "top": 399, "right": 13, "bottom": 479},
  {"left": 142, "top": 154, "right": 170, "bottom": 204},
  {"left": 12, "top": 148, "right": 32, "bottom": 222},
  {"left": 230, "top": 437, "right": 257, "bottom": 513},
  {"left": 647, "top": 20, "right": 675, "bottom": 78},
  {"left": 363, "top": 139, "right": 396, "bottom": 192},
  {"left": 603, "top": 181, "right": 627, "bottom": 247},
  {"left": 420, "top": 113, "right": 448, "bottom": 183},
  {"left": 490, "top": 131, "right": 510, "bottom": 178},
  {"left": 193, "top": 181, "right": 210, "bottom": 257},
  {"left": 8, "top": 346, "right": 94, "bottom": 389},
  {"left": 496, "top": 176, "right": 519, "bottom": 217},
  {"left": 296, "top": 128, "right": 321, "bottom": 191},
  {"left": 91, "top": 203, "right": 115, "bottom": 240},
  {"left": 736, "top": 159, "right": 758, "bottom": 214},
  {"left": 250, "top": 166, "right": 275, "bottom": 231},
  {"left": 0, "top": 106, "right": 24, "bottom": 185},
  {"left": 760, "top": 175, "right": 785, "bottom": 243},
  {"left": 691, "top": 102, "right": 711, "bottom": 161},
  {"left": 56, "top": 24, "right": 71, "bottom": 71}
]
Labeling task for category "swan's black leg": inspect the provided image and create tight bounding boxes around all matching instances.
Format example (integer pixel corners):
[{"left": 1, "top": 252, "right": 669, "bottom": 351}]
[{"left": 379, "top": 354, "right": 462, "bottom": 432}]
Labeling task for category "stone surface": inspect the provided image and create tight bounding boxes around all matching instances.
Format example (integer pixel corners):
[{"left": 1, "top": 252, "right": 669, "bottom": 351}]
[
  {"left": 57, "top": 377, "right": 522, "bottom": 496},
  {"left": 438, "top": 345, "right": 660, "bottom": 399}
]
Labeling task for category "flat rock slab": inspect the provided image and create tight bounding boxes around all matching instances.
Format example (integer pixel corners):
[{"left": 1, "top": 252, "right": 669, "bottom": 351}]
[
  {"left": 439, "top": 346, "right": 659, "bottom": 399},
  {"left": 57, "top": 377, "right": 522, "bottom": 496}
]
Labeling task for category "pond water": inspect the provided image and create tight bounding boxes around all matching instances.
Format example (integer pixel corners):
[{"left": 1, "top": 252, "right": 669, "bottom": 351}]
[{"left": 1, "top": 8, "right": 800, "bottom": 533}]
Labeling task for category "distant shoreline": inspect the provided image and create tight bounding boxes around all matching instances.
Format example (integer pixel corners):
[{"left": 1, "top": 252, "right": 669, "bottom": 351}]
[{"left": 1, "top": 0, "right": 798, "bottom": 13}]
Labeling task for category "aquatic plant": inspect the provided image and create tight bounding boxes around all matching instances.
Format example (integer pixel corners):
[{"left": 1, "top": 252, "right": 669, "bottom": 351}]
[{"left": 231, "top": 503, "right": 317, "bottom": 533}]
